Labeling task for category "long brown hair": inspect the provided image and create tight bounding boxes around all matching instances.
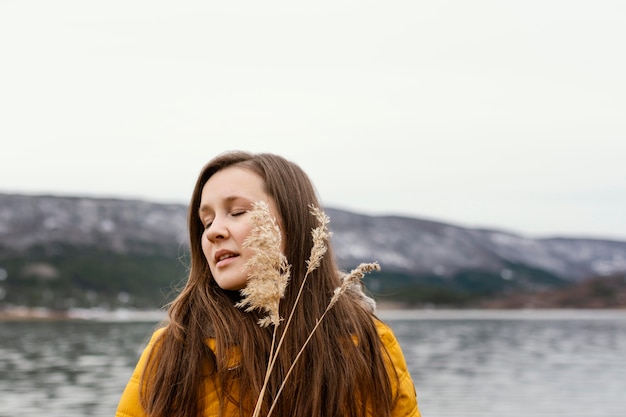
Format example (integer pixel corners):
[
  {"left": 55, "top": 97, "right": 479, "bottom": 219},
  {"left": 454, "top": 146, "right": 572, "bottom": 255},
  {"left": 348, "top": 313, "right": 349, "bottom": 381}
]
[{"left": 141, "top": 151, "right": 397, "bottom": 417}]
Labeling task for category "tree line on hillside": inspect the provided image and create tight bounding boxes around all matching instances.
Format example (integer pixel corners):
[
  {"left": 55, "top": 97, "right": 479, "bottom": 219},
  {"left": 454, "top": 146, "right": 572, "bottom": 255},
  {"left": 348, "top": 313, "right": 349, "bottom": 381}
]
[{"left": 1, "top": 245, "right": 622, "bottom": 312}]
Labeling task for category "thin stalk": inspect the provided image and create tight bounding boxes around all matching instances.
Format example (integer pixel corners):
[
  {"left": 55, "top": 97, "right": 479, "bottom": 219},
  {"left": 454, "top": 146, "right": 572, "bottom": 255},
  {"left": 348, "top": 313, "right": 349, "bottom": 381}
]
[
  {"left": 251, "top": 325, "right": 278, "bottom": 417},
  {"left": 251, "top": 270, "right": 311, "bottom": 417},
  {"left": 266, "top": 304, "right": 333, "bottom": 417}
]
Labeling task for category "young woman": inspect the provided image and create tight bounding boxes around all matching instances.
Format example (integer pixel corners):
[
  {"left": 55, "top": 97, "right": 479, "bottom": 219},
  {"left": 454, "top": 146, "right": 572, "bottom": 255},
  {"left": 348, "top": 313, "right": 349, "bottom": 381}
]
[{"left": 115, "top": 151, "right": 420, "bottom": 417}]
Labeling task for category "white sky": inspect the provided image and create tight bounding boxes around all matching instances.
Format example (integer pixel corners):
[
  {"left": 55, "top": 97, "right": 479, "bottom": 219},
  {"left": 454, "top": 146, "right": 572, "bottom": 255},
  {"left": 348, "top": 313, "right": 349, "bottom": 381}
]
[{"left": 1, "top": 1, "right": 625, "bottom": 240}]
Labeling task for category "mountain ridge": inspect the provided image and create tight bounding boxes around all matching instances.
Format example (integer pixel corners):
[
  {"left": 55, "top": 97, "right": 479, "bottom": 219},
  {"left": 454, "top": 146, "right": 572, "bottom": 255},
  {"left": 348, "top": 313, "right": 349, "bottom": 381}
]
[{"left": 1, "top": 192, "right": 626, "bottom": 309}]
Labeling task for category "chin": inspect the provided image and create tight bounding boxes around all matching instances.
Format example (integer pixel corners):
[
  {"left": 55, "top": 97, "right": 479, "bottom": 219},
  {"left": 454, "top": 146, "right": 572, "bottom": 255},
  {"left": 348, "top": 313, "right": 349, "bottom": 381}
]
[{"left": 216, "top": 280, "right": 247, "bottom": 292}]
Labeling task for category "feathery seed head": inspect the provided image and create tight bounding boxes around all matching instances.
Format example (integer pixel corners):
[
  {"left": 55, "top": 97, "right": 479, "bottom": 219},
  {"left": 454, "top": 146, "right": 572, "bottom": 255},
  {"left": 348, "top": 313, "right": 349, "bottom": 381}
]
[
  {"left": 236, "top": 201, "right": 291, "bottom": 327},
  {"left": 329, "top": 262, "right": 380, "bottom": 307},
  {"left": 305, "top": 205, "right": 332, "bottom": 275}
]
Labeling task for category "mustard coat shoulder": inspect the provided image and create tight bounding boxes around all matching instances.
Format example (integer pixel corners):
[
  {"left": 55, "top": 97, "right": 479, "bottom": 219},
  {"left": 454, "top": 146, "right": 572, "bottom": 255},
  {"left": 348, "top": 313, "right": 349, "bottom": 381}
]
[{"left": 115, "top": 320, "right": 421, "bottom": 417}]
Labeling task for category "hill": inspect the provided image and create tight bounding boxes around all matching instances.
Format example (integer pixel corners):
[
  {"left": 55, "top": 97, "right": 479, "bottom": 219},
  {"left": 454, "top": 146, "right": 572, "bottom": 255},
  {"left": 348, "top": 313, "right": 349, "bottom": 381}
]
[
  {"left": 1, "top": 193, "right": 625, "bottom": 310},
  {"left": 478, "top": 273, "right": 626, "bottom": 309}
]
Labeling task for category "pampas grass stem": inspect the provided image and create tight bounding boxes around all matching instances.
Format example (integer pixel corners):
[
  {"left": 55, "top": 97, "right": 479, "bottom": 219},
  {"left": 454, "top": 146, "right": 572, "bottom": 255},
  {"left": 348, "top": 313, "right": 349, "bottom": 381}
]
[
  {"left": 241, "top": 203, "right": 378, "bottom": 417},
  {"left": 265, "top": 262, "right": 380, "bottom": 417}
]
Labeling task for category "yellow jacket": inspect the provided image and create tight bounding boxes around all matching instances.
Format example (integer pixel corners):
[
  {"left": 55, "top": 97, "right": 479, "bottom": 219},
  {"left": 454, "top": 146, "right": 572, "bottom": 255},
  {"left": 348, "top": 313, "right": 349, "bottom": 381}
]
[{"left": 115, "top": 320, "right": 420, "bottom": 417}]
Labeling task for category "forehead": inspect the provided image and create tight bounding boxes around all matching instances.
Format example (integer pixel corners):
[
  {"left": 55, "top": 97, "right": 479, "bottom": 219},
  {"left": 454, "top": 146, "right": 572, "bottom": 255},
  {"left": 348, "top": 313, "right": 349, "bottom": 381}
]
[{"left": 199, "top": 166, "right": 267, "bottom": 205}]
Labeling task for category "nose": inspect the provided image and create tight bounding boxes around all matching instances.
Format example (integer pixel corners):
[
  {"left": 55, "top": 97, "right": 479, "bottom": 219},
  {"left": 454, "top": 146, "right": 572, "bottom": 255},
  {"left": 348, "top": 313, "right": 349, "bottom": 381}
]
[{"left": 205, "top": 215, "right": 229, "bottom": 242}]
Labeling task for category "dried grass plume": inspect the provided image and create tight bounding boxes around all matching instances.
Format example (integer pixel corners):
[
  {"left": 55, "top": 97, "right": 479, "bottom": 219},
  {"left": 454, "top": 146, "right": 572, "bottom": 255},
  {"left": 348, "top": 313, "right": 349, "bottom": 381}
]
[
  {"left": 237, "top": 202, "right": 380, "bottom": 417},
  {"left": 305, "top": 205, "right": 331, "bottom": 275},
  {"left": 235, "top": 201, "right": 291, "bottom": 327},
  {"left": 330, "top": 262, "right": 380, "bottom": 308}
]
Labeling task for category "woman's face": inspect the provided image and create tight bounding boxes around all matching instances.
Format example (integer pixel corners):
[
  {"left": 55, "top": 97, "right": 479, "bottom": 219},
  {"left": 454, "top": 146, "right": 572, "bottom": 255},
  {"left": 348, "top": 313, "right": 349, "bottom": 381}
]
[{"left": 198, "top": 166, "right": 282, "bottom": 291}]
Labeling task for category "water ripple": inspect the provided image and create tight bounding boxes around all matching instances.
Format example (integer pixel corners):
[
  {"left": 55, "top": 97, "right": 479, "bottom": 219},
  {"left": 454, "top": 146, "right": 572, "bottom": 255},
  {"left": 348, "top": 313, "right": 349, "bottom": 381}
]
[{"left": 1, "top": 311, "right": 625, "bottom": 417}]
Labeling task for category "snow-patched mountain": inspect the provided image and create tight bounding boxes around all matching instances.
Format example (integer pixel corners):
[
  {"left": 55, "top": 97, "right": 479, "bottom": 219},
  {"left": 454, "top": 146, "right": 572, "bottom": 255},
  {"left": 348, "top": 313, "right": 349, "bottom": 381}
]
[
  {"left": 327, "top": 209, "right": 626, "bottom": 281},
  {"left": 1, "top": 193, "right": 625, "bottom": 282}
]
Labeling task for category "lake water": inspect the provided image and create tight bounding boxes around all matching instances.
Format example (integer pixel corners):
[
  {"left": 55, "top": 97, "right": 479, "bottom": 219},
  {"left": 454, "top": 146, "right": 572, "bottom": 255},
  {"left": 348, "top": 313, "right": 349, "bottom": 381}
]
[{"left": 1, "top": 309, "right": 625, "bottom": 417}]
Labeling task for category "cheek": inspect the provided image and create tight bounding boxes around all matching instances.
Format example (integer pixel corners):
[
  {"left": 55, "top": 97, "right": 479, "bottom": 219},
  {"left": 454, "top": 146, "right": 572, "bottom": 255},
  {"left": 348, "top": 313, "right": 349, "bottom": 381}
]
[
  {"left": 200, "top": 233, "right": 211, "bottom": 263},
  {"left": 234, "top": 220, "right": 255, "bottom": 244}
]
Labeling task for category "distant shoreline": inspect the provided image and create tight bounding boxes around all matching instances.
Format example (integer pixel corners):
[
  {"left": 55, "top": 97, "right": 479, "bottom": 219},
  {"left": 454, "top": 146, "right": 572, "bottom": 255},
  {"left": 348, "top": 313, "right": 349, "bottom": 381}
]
[
  {"left": 2, "top": 305, "right": 625, "bottom": 322},
  {"left": 0, "top": 306, "right": 167, "bottom": 322}
]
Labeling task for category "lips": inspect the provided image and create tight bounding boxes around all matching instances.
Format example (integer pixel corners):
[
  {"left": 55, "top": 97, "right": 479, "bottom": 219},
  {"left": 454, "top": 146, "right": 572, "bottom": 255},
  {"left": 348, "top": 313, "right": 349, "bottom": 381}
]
[{"left": 214, "top": 250, "right": 239, "bottom": 267}]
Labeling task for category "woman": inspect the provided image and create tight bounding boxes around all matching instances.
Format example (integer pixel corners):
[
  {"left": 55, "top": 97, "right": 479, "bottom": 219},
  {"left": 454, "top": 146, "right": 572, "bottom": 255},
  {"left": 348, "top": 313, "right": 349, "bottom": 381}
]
[{"left": 115, "top": 151, "right": 420, "bottom": 417}]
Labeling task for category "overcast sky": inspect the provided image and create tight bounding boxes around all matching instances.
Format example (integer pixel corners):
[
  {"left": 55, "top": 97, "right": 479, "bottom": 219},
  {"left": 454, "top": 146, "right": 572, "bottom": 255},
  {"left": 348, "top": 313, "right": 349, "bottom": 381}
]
[{"left": 1, "top": 1, "right": 625, "bottom": 240}]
